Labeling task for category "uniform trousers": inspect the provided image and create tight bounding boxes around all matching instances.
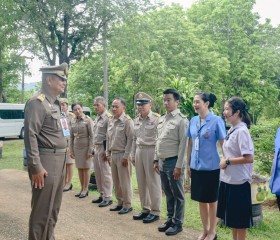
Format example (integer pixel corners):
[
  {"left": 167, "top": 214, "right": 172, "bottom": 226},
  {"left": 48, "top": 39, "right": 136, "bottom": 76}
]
[
  {"left": 111, "top": 152, "right": 132, "bottom": 208},
  {"left": 28, "top": 152, "right": 66, "bottom": 240},
  {"left": 135, "top": 145, "right": 161, "bottom": 215},
  {"left": 93, "top": 145, "right": 113, "bottom": 200},
  {"left": 159, "top": 157, "right": 185, "bottom": 226}
]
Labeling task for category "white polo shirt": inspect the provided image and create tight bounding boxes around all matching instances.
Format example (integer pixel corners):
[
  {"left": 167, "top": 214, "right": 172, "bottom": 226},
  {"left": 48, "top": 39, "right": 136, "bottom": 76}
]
[{"left": 220, "top": 122, "right": 254, "bottom": 185}]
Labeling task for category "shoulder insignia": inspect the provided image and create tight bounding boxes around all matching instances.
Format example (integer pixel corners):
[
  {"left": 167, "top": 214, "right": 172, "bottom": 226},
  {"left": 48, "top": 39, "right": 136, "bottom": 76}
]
[
  {"left": 106, "top": 112, "right": 112, "bottom": 118},
  {"left": 152, "top": 112, "right": 161, "bottom": 117},
  {"left": 68, "top": 112, "right": 74, "bottom": 116},
  {"left": 125, "top": 114, "right": 131, "bottom": 120},
  {"left": 179, "top": 112, "right": 186, "bottom": 119},
  {"left": 37, "top": 93, "right": 45, "bottom": 102}
]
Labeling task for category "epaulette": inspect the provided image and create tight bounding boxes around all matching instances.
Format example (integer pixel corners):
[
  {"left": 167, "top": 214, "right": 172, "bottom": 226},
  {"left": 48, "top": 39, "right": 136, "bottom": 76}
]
[
  {"left": 179, "top": 112, "right": 187, "bottom": 118},
  {"left": 106, "top": 112, "right": 112, "bottom": 118},
  {"left": 124, "top": 114, "right": 131, "bottom": 120},
  {"left": 68, "top": 112, "right": 74, "bottom": 116},
  {"left": 37, "top": 93, "right": 45, "bottom": 102},
  {"left": 152, "top": 112, "right": 160, "bottom": 117}
]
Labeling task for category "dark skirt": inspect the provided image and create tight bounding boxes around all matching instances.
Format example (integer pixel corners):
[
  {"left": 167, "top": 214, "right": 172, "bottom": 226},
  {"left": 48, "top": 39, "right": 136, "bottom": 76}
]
[
  {"left": 191, "top": 168, "right": 220, "bottom": 203},
  {"left": 217, "top": 181, "right": 253, "bottom": 228}
]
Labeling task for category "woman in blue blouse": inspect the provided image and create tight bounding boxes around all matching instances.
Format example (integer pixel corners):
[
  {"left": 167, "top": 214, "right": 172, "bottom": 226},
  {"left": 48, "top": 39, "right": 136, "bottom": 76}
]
[{"left": 186, "top": 92, "right": 226, "bottom": 240}]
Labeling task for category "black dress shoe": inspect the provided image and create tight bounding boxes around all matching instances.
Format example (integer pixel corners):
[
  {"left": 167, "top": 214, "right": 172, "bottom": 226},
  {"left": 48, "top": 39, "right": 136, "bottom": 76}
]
[
  {"left": 143, "top": 214, "right": 159, "bottom": 223},
  {"left": 79, "top": 191, "right": 88, "bottom": 198},
  {"left": 118, "top": 207, "right": 133, "bottom": 215},
  {"left": 110, "top": 205, "right": 123, "bottom": 211},
  {"left": 99, "top": 200, "right": 113, "bottom": 207},
  {"left": 158, "top": 220, "right": 172, "bottom": 232},
  {"left": 91, "top": 196, "right": 103, "bottom": 203},
  {"left": 75, "top": 192, "right": 81, "bottom": 197},
  {"left": 63, "top": 184, "right": 73, "bottom": 192},
  {"left": 133, "top": 212, "right": 149, "bottom": 220},
  {"left": 165, "top": 224, "right": 183, "bottom": 236}
]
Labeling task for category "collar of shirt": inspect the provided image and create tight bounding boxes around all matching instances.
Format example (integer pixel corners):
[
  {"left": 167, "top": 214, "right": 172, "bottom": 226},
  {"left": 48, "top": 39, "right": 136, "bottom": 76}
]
[
  {"left": 75, "top": 113, "right": 86, "bottom": 121},
  {"left": 167, "top": 108, "right": 180, "bottom": 118},
  {"left": 41, "top": 89, "right": 57, "bottom": 105},
  {"left": 114, "top": 111, "right": 126, "bottom": 122},
  {"left": 139, "top": 111, "right": 152, "bottom": 120},
  {"left": 97, "top": 110, "right": 107, "bottom": 121},
  {"left": 230, "top": 121, "right": 247, "bottom": 132}
]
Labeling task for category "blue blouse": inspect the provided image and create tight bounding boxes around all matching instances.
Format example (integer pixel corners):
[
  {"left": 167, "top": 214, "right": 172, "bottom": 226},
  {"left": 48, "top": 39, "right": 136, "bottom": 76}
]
[
  {"left": 270, "top": 128, "right": 280, "bottom": 195},
  {"left": 187, "top": 111, "right": 226, "bottom": 170}
]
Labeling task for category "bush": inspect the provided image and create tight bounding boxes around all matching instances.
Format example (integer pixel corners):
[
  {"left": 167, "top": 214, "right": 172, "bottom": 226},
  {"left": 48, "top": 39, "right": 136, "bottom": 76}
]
[{"left": 250, "top": 118, "right": 280, "bottom": 175}]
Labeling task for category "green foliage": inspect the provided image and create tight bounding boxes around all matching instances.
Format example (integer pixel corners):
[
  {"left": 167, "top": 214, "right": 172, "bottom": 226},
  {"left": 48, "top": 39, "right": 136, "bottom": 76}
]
[{"left": 250, "top": 118, "right": 280, "bottom": 175}]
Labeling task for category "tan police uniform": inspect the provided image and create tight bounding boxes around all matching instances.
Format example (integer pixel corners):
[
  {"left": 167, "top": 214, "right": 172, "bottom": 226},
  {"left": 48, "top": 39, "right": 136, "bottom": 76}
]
[
  {"left": 106, "top": 112, "right": 133, "bottom": 208},
  {"left": 131, "top": 92, "right": 162, "bottom": 216},
  {"left": 155, "top": 108, "right": 189, "bottom": 226},
  {"left": 92, "top": 110, "right": 113, "bottom": 201},
  {"left": 24, "top": 63, "right": 68, "bottom": 240},
  {"left": 70, "top": 113, "right": 94, "bottom": 169}
]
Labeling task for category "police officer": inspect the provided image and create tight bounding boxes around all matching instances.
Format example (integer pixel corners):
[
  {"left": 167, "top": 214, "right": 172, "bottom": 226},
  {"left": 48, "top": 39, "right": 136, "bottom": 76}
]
[
  {"left": 91, "top": 96, "right": 113, "bottom": 207},
  {"left": 24, "top": 63, "right": 68, "bottom": 240},
  {"left": 106, "top": 97, "right": 134, "bottom": 214},
  {"left": 59, "top": 98, "right": 75, "bottom": 192},
  {"left": 154, "top": 89, "right": 189, "bottom": 236},
  {"left": 131, "top": 92, "right": 162, "bottom": 223}
]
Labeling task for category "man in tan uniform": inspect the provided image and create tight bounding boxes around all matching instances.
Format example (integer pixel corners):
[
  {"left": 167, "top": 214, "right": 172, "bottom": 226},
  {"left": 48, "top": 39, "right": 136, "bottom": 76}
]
[
  {"left": 131, "top": 92, "right": 162, "bottom": 223},
  {"left": 91, "top": 96, "right": 113, "bottom": 207},
  {"left": 106, "top": 97, "right": 134, "bottom": 214},
  {"left": 24, "top": 63, "right": 68, "bottom": 240},
  {"left": 154, "top": 89, "right": 189, "bottom": 236}
]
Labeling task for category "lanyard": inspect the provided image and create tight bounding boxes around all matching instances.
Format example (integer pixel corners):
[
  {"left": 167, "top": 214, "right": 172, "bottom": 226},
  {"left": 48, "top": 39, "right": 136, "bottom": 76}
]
[{"left": 225, "top": 128, "right": 236, "bottom": 141}]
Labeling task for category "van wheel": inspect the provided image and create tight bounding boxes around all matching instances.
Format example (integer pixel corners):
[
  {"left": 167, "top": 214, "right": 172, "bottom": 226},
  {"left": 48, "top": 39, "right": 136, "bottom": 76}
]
[{"left": 19, "top": 128, "right": 24, "bottom": 139}]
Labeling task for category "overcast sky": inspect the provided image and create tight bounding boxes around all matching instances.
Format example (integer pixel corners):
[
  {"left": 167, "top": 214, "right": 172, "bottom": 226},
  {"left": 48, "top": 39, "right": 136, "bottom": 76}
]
[{"left": 25, "top": 0, "right": 280, "bottom": 83}]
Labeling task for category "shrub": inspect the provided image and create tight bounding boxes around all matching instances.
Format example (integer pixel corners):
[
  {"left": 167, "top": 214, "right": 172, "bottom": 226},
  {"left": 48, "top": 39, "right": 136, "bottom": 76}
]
[{"left": 250, "top": 118, "right": 280, "bottom": 175}]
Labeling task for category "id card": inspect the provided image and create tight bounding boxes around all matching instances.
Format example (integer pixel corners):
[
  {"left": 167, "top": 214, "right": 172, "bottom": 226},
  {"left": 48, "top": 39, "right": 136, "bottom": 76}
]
[
  {"left": 60, "top": 118, "right": 70, "bottom": 137},
  {"left": 194, "top": 137, "right": 199, "bottom": 151}
]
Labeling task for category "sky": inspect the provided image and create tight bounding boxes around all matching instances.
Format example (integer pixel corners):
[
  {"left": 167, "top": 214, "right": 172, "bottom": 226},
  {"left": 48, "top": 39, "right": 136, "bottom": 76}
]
[{"left": 25, "top": 0, "right": 280, "bottom": 83}]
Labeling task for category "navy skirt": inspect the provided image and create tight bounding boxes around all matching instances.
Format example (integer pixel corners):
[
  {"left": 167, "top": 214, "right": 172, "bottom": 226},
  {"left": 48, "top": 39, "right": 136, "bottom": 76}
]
[
  {"left": 217, "top": 181, "right": 253, "bottom": 228},
  {"left": 191, "top": 169, "right": 220, "bottom": 203}
]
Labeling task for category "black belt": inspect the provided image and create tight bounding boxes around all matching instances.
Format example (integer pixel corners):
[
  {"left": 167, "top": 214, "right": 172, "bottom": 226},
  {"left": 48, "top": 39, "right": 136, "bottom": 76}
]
[{"left": 160, "top": 156, "right": 178, "bottom": 161}]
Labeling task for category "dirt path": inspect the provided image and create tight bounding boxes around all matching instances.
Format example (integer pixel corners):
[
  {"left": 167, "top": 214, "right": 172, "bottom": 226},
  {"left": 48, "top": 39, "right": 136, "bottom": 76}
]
[{"left": 0, "top": 169, "right": 198, "bottom": 240}]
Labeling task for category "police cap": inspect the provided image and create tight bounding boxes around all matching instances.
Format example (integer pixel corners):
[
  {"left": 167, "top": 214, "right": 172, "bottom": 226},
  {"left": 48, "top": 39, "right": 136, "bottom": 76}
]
[
  {"left": 40, "top": 62, "right": 68, "bottom": 81},
  {"left": 135, "top": 92, "right": 153, "bottom": 105}
]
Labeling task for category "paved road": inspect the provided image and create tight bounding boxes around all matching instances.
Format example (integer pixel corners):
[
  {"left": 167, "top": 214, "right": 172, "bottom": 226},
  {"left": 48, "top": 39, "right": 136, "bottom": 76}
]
[{"left": 0, "top": 169, "right": 198, "bottom": 240}]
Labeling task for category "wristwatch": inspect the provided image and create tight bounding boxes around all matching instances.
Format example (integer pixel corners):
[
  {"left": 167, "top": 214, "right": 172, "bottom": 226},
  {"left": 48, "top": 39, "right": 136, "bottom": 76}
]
[{"left": 226, "top": 159, "right": 231, "bottom": 165}]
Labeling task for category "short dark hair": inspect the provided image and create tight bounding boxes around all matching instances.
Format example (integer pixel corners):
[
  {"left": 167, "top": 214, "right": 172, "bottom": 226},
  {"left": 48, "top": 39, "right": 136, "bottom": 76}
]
[
  {"left": 163, "top": 89, "right": 181, "bottom": 101},
  {"left": 113, "top": 97, "right": 127, "bottom": 107},
  {"left": 71, "top": 102, "right": 83, "bottom": 111},
  {"left": 195, "top": 91, "right": 217, "bottom": 108}
]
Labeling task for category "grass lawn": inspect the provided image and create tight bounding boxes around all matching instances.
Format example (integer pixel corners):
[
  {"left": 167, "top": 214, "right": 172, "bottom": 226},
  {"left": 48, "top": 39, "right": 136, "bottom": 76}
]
[{"left": 1, "top": 139, "right": 280, "bottom": 239}]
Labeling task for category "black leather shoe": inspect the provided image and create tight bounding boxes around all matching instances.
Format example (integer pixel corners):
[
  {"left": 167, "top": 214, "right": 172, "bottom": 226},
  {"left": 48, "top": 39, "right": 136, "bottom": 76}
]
[
  {"left": 110, "top": 205, "right": 123, "bottom": 211},
  {"left": 118, "top": 207, "right": 133, "bottom": 215},
  {"left": 143, "top": 214, "right": 159, "bottom": 223},
  {"left": 98, "top": 200, "right": 113, "bottom": 207},
  {"left": 63, "top": 184, "right": 73, "bottom": 192},
  {"left": 158, "top": 220, "right": 172, "bottom": 232},
  {"left": 79, "top": 191, "right": 88, "bottom": 198},
  {"left": 91, "top": 196, "right": 103, "bottom": 203},
  {"left": 133, "top": 212, "right": 149, "bottom": 220},
  {"left": 75, "top": 192, "right": 81, "bottom": 197},
  {"left": 165, "top": 224, "right": 183, "bottom": 236}
]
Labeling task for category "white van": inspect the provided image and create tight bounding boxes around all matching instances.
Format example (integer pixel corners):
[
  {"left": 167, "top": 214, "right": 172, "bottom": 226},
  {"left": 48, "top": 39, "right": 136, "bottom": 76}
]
[{"left": 0, "top": 103, "right": 25, "bottom": 138}]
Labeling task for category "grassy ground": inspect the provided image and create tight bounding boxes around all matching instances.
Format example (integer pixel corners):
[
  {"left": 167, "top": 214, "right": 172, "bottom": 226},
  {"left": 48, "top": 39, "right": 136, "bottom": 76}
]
[{"left": 1, "top": 139, "right": 280, "bottom": 239}]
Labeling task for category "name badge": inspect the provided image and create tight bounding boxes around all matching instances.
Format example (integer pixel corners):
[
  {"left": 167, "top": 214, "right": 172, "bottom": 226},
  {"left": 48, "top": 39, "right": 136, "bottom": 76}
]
[
  {"left": 60, "top": 118, "right": 70, "bottom": 137},
  {"left": 194, "top": 137, "right": 199, "bottom": 151}
]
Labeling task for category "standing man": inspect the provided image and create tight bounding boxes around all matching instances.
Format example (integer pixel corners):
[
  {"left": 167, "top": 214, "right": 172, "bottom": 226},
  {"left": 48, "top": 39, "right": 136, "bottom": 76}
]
[
  {"left": 131, "top": 92, "right": 162, "bottom": 223},
  {"left": 91, "top": 96, "right": 113, "bottom": 207},
  {"left": 106, "top": 97, "right": 134, "bottom": 214},
  {"left": 154, "top": 89, "right": 188, "bottom": 236},
  {"left": 24, "top": 63, "right": 68, "bottom": 240}
]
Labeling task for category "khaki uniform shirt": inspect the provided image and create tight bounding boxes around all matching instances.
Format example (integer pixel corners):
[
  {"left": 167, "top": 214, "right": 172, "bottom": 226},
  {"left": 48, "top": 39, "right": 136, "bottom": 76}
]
[
  {"left": 24, "top": 90, "right": 67, "bottom": 174},
  {"left": 70, "top": 114, "right": 94, "bottom": 154},
  {"left": 106, "top": 112, "right": 134, "bottom": 159},
  {"left": 93, "top": 110, "right": 111, "bottom": 145},
  {"left": 155, "top": 108, "right": 189, "bottom": 168},
  {"left": 131, "top": 111, "right": 159, "bottom": 159}
]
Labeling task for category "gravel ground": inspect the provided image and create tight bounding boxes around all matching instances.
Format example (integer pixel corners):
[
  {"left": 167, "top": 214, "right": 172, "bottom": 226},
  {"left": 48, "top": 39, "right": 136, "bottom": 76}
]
[{"left": 0, "top": 169, "right": 198, "bottom": 240}]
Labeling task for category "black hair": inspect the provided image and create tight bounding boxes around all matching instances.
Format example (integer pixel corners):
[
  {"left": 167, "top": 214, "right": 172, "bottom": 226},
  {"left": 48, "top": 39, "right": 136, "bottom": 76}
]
[
  {"left": 163, "top": 89, "right": 181, "bottom": 101},
  {"left": 71, "top": 102, "right": 83, "bottom": 111},
  {"left": 195, "top": 91, "right": 217, "bottom": 108},
  {"left": 226, "top": 97, "right": 252, "bottom": 128},
  {"left": 113, "top": 97, "right": 127, "bottom": 107}
]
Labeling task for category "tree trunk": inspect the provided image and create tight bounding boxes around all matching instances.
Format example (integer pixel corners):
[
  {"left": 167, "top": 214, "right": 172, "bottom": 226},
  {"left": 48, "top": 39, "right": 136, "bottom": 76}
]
[
  {"left": 0, "top": 45, "right": 3, "bottom": 103},
  {"left": 103, "top": 22, "right": 108, "bottom": 107}
]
